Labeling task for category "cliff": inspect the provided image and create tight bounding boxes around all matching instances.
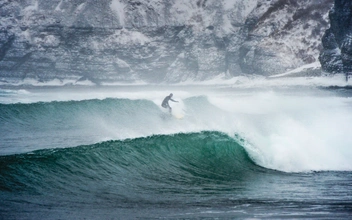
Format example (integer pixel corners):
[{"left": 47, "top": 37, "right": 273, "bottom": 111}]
[{"left": 0, "top": 0, "right": 333, "bottom": 84}]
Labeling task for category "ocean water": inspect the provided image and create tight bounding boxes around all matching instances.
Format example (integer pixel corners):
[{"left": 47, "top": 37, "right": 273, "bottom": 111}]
[{"left": 0, "top": 85, "right": 352, "bottom": 219}]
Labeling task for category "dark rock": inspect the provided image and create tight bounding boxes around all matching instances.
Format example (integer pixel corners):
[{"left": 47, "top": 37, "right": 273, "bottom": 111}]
[{"left": 319, "top": 0, "right": 352, "bottom": 75}]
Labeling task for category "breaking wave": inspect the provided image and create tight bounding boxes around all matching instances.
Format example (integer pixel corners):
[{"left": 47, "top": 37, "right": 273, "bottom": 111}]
[{"left": 1, "top": 89, "right": 352, "bottom": 173}]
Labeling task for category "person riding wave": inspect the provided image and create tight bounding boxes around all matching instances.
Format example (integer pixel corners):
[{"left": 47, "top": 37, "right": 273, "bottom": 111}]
[{"left": 161, "top": 93, "right": 178, "bottom": 113}]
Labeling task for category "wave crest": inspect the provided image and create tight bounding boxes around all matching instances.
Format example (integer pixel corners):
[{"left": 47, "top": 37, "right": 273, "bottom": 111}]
[{"left": 0, "top": 131, "right": 262, "bottom": 195}]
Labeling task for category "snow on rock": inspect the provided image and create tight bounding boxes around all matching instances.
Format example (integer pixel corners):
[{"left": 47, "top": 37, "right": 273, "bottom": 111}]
[
  {"left": 110, "top": 0, "right": 126, "bottom": 26},
  {"left": 0, "top": 0, "right": 333, "bottom": 84},
  {"left": 240, "top": 0, "right": 333, "bottom": 76}
]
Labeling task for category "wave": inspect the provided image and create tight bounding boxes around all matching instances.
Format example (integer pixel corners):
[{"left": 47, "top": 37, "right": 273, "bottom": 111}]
[
  {"left": 1, "top": 89, "right": 352, "bottom": 173},
  {"left": 0, "top": 98, "right": 165, "bottom": 153},
  {"left": 0, "top": 96, "right": 233, "bottom": 154},
  {"left": 0, "top": 131, "right": 264, "bottom": 195}
]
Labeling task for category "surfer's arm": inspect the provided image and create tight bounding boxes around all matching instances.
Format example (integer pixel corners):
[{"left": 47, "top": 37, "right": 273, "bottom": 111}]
[{"left": 170, "top": 99, "right": 178, "bottom": 102}]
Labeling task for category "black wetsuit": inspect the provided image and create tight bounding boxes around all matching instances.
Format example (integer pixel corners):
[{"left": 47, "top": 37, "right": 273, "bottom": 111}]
[{"left": 161, "top": 95, "right": 177, "bottom": 113}]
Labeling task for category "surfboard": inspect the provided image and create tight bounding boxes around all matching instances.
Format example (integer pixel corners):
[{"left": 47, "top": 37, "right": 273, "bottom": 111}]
[{"left": 172, "top": 112, "right": 184, "bottom": 119}]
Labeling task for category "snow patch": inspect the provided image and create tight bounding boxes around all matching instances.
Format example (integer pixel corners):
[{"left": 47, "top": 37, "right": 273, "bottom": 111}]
[
  {"left": 75, "top": 3, "right": 86, "bottom": 15},
  {"left": 115, "top": 57, "right": 130, "bottom": 68},
  {"left": 24, "top": 0, "right": 38, "bottom": 12},
  {"left": 110, "top": 0, "right": 126, "bottom": 26},
  {"left": 34, "top": 34, "right": 60, "bottom": 47},
  {"left": 20, "top": 29, "right": 32, "bottom": 43},
  {"left": 270, "top": 62, "right": 321, "bottom": 78},
  {"left": 170, "top": 1, "right": 197, "bottom": 25},
  {"left": 110, "top": 29, "right": 150, "bottom": 46},
  {"left": 55, "top": 0, "right": 64, "bottom": 12}
]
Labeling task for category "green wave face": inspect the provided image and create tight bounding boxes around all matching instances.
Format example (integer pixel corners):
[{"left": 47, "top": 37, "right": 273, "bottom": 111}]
[
  {"left": 0, "top": 131, "right": 264, "bottom": 197},
  {"left": 0, "top": 98, "right": 164, "bottom": 154}
]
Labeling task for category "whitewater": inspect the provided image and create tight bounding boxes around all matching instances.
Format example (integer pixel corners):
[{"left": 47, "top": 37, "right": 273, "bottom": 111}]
[{"left": 1, "top": 79, "right": 352, "bottom": 218}]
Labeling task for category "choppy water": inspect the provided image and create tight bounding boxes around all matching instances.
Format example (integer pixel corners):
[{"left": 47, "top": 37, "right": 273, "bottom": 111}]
[{"left": 1, "top": 85, "right": 352, "bottom": 219}]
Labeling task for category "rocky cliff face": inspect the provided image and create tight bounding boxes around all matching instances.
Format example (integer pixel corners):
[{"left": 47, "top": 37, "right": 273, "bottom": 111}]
[
  {"left": 319, "top": 0, "right": 352, "bottom": 75},
  {"left": 0, "top": 0, "right": 333, "bottom": 84}
]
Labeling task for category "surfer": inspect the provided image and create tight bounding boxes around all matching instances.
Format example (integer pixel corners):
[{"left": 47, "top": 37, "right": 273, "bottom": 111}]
[{"left": 161, "top": 93, "right": 178, "bottom": 113}]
